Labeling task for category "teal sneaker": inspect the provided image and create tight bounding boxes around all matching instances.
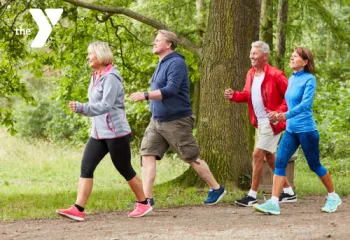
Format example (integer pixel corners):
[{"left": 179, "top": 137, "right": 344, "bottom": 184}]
[
  {"left": 321, "top": 194, "right": 342, "bottom": 213},
  {"left": 253, "top": 200, "right": 280, "bottom": 215}
]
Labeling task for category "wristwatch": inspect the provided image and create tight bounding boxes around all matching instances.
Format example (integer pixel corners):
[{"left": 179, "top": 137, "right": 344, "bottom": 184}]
[{"left": 144, "top": 92, "right": 149, "bottom": 101}]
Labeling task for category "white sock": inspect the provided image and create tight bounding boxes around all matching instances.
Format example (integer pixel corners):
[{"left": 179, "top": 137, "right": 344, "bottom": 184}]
[
  {"left": 283, "top": 187, "right": 295, "bottom": 195},
  {"left": 328, "top": 192, "right": 337, "bottom": 198},
  {"left": 271, "top": 196, "right": 279, "bottom": 205},
  {"left": 248, "top": 189, "right": 257, "bottom": 199}
]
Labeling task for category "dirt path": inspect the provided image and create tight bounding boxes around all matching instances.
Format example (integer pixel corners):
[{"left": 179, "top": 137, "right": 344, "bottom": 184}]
[{"left": 1, "top": 196, "right": 349, "bottom": 240}]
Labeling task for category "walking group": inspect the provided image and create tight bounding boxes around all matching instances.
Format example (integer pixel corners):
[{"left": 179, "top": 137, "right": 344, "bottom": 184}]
[{"left": 56, "top": 30, "right": 342, "bottom": 221}]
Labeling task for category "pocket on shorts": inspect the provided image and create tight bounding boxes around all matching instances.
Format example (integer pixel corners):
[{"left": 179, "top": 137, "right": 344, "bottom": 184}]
[
  {"left": 259, "top": 123, "right": 273, "bottom": 136},
  {"left": 140, "top": 132, "right": 148, "bottom": 150},
  {"left": 176, "top": 138, "right": 200, "bottom": 162}
]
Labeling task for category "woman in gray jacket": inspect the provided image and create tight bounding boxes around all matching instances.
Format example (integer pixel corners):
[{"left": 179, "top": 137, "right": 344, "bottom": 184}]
[{"left": 56, "top": 42, "right": 152, "bottom": 221}]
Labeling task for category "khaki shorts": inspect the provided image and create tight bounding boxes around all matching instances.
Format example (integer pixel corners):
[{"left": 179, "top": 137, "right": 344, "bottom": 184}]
[
  {"left": 140, "top": 115, "right": 200, "bottom": 163},
  {"left": 256, "top": 122, "right": 281, "bottom": 153}
]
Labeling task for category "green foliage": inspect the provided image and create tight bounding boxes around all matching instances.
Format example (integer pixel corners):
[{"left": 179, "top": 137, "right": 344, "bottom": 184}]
[
  {"left": 1, "top": 0, "right": 204, "bottom": 144},
  {"left": 14, "top": 91, "right": 90, "bottom": 144},
  {"left": 295, "top": 156, "right": 350, "bottom": 196},
  {"left": 314, "top": 62, "right": 350, "bottom": 161}
]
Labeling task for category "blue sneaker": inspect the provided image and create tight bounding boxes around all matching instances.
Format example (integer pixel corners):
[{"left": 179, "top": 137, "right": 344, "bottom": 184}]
[
  {"left": 203, "top": 185, "right": 226, "bottom": 205},
  {"left": 321, "top": 194, "right": 342, "bottom": 213},
  {"left": 253, "top": 200, "right": 280, "bottom": 215}
]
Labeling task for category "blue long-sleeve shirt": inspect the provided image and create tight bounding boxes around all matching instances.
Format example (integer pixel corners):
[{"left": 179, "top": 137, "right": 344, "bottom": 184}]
[
  {"left": 285, "top": 70, "right": 317, "bottom": 133},
  {"left": 150, "top": 52, "right": 192, "bottom": 121}
]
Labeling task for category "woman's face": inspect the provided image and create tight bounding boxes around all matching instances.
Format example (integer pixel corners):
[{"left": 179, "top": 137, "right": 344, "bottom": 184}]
[
  {"left": 290, "top": 50, "right": 308, "bottom": 72},
  {"left": 87, "top": 52, "right": 101, "bottom": 69}
]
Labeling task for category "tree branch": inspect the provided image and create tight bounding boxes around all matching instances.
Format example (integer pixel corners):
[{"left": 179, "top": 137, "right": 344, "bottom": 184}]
[{"left": 62, "top": 0, "right": 202, "bottom": 57}]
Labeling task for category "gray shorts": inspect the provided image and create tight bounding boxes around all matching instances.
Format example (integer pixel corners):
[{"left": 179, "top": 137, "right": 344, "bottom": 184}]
[
  {"left": 256, "top": 122, "right": 281, "bottom": 153},
  {"left": 140, "top": 115, "right": 200, "bottom": 163}
]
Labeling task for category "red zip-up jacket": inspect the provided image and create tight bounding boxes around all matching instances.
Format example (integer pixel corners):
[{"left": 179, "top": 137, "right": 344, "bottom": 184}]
[{"left": 230, "top": 63, "right": 288, "bottom": 134}]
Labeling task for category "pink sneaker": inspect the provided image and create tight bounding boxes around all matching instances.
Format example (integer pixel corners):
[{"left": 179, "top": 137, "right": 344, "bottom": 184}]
[
  {"left": 56, "top": 206, "right": 85, "bottom": 221},
  {"left": 128, "top": 202, "right": 153, "bottom": 217}
]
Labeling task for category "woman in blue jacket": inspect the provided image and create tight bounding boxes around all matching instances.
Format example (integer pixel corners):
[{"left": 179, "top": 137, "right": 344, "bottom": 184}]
[{"left": 254, "top": 47, "right": 342, "bottom": 215}]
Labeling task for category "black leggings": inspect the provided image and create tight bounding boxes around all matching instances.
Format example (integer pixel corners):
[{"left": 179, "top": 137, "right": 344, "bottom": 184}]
[{"left": 80, "top": 134, "right": 136, "bottom": 181}]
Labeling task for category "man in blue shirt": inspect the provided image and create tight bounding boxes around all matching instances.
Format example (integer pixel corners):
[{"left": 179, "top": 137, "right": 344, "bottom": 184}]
[{"left": 131, "top": 30, "right": 226, "bottom": 206}]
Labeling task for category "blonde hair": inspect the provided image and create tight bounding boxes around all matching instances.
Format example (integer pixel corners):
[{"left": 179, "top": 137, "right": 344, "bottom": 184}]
[
  {"left": 158, "top": 30, "right": 178, "bottom": 50},
  {"left": 87, "top": 41, "right": 113, "bottom": 65}
]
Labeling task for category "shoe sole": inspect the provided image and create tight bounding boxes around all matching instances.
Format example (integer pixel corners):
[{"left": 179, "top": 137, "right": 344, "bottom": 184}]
[
  {"left": 279, "top": 198, "right": 297, "bottom": 203},
  {"left": 321, "top": 201, "right": 342, "bottom": 213},
  {"left": 235, "top": 200, "right": 257, "bottom": 207},
  {"left": 253, "top": 205, "right": 280, "bottom": 215},
  {"left": 128, "top": 206, "right": 153, "bottom": 218},
  {"left": 203, "top": 190, "right": 227, "bottom": 206},
  {"left": 56, "top": 210, "right": 84, "bottom": 222}
]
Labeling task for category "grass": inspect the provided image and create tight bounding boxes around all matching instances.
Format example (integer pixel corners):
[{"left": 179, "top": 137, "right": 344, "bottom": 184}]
[
  {"left": 1, "top": 129, "right": 348, "bottom": 221},
  {"left": 0, "top": 129, "right": 242, "bottom": 221},
  {"left": 294, "top": 154, "right": 350, "bottom": 197}
]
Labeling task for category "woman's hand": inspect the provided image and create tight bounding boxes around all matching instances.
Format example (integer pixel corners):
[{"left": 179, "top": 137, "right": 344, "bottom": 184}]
[
  {"left": 276, "top": 113, "right": 286, "bottom": 122},
  {"left": 68, "top": 101, "right": 77, "bottom": 112}
]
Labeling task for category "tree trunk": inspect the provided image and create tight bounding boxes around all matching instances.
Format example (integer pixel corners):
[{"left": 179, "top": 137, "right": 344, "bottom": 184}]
[
  {"left": 174, "top": 0, "right": 260, "bottom": 188},
  {"left": 276, "top": 0, "right": 288, "bottom": 71},
  {"left": 260, "top": 0, "right": 273, "bottom": 51},
  {"left": 192, "top": 0, "right": 207, "bottom": 125}
]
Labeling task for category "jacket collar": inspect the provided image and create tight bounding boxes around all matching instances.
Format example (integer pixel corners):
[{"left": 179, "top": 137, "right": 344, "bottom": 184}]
[
  {"left": 251, "top": 63, "right": 270, "bottom": 75},
  {"left": 292, "top": 69, "right": 305, "bottom": 76},
  {"left": 92, "top": 64, "right": 113, "bottom": 77}
]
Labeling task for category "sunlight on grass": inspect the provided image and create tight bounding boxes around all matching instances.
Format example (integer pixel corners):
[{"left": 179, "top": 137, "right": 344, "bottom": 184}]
[
  {"left": 0, "top": 129, "right": 202, "bottom": 220},
  {"left": 294, "top": 155, "right": 350, "bottom": 197},
  {"left": 1, "top": 129, "right": 348, "bottom": 221}
]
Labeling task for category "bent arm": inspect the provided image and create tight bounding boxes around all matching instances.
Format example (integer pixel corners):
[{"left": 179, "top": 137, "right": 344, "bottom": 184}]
[
  {"left": 285, "top": 78, "right": 316, "bottom": 119},
  {"left": 76, "top": 75, "right": 120, "bottom": 117}
]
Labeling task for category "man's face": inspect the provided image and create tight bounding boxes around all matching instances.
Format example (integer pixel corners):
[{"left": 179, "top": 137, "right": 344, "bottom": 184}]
[
  {"left": 152, "top": 33, "right": 171, "bottom": 55},
  {"left": 250, "top": 46, "right": 268, "bottom": 68}
]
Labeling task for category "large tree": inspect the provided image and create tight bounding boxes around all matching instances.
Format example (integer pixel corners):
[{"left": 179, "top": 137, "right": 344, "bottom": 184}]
[
  {"left": 59, "top": 0, "right": 259, "bottom": 186},
  {"left": 1, "top": 0, "right": 260, "bottom": 187}
]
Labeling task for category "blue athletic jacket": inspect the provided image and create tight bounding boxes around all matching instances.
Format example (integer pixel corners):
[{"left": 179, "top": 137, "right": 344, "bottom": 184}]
[
  {"left": 150, "top": 52, "right": 192, "bottom": 121},
  {"left": 285, "top": 70, "right": 317, "bottom": 133}
]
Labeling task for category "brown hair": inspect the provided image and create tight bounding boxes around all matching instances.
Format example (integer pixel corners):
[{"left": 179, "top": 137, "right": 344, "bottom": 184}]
[
  {"left": 294, "top": 47, "right": 315, "bottom": 73},
  {"left": 158, "top": 30, "right": 178, "bottom": 50}
]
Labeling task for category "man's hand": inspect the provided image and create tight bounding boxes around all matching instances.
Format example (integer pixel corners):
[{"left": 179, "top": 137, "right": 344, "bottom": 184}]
[
  {"left": 130, "top": 92, "right": 146, "bottom": 102},
  {"left": 224, "top": 88, "right": 234, "bottom": 99},
  {"left": 68, "top": 101, "right": 76, "bottom": 112},
  {"left": 267, "top": 111, "right": 278, "bottom": 122}
]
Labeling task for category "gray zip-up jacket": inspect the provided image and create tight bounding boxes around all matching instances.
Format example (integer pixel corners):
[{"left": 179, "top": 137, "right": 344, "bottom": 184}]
[{"left": 75, "top": 65, "right": 131, "bottom": 139}]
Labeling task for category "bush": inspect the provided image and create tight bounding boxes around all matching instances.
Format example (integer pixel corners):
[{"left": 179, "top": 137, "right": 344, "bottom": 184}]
[{"left": 14, "top": 95, "right": 90, "bottom": 144}]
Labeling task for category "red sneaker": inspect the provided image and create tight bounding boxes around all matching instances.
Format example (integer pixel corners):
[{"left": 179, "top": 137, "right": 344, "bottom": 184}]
[
  {"left": 128, "top": 202, "right": 153, "bottom": 217},
  {"left": 56, "top": 206, "right": 85, "bottom": 221}
]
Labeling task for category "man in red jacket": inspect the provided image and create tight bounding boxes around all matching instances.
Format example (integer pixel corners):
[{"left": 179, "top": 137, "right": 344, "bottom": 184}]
[{"left": 224, "top": 41, "right": 296, "bottom": 206}]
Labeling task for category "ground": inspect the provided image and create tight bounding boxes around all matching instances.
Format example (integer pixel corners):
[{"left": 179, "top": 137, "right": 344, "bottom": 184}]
[{"left": 0, "top": 196, "right": 349, "bottom": 240}]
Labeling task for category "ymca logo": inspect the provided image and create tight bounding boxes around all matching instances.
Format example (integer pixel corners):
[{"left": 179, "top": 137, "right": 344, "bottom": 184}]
[{"left": 29, "top": 9, "right": 63, "bottom": 48}]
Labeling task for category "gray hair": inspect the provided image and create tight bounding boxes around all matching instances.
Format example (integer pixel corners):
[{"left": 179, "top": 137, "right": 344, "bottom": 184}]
[
  {"left": 87, "top": 41, "right": 113, "bottom": 65},
  {"left": 251, "top": 41, "right": 270, "bottom": 54},
  {"left": 158, "top": 30, "right": 178, "bottom": 50}
]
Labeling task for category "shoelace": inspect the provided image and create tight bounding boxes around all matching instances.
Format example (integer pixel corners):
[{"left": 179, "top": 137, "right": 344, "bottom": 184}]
[{"left": 325, "top": 198, "right": 336, "bottom": 208}]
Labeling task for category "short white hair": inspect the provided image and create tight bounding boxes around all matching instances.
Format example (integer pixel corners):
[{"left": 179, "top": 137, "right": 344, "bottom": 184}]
[
  {"left": 251, "top": 41, "right": 270, "bottom": 54},
  {"left": 87, "top": 41, "right": 113, "bottom": 65}
]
